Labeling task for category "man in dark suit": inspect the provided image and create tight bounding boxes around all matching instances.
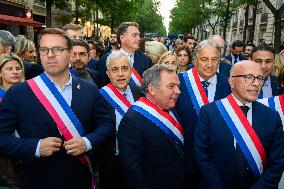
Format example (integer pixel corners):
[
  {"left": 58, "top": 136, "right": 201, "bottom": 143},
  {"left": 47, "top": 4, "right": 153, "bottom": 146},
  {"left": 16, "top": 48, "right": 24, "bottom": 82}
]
[
  {"left": 251, "top": 44, "right": 284, "bottom": 98},
  {"left": 176, "top": 39, "right": 231, "bottom": 189},
  {"left": 0, "top": 28, "right": 115, "bottom": 189},
  {"left": 97, "top": 22, "right": 152, "bottom": 88},
  {"left": 70, "top": 39, "right": 100, "bottom": 86},
  {"left": 195, "top": 60, "right": 284, "bottom": 189},
  {"left": 223, "top": 40, "right": 247, "bottom": 64},
  {"left": 98, "top": 51, "right": 143, "bottom": 189},
  {"left": 118, "top": 64, "right": 184, "bottom": 189}
]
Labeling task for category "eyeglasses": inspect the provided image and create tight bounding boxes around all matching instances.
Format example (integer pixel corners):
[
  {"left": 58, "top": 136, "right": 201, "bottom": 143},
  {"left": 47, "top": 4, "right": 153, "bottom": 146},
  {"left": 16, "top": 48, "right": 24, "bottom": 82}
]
[
  {"left": 38, "top": 47, "right": 69, "bottom": 56},
  {"left": 232, "top": 74, "right": 265, "bottom": 84}
]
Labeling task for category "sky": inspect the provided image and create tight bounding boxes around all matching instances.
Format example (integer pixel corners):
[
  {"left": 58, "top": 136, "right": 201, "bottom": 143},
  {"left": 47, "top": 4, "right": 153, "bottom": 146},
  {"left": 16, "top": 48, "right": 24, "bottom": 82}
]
[{"left": 158, "top": 0, "right": 176, "bottom": 34}]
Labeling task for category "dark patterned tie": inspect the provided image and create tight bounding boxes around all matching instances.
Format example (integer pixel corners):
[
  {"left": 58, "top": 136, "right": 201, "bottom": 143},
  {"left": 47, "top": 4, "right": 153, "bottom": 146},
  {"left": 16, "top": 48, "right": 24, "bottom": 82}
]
[
  {"left": 240, "top": 105, "right": 249, "bottom": 117},
  {"left": 201, "top": 81, "right": 210, "bottom": 97},
  {"left": 234, "top": 56, "right": 238, "bottom": 64}
]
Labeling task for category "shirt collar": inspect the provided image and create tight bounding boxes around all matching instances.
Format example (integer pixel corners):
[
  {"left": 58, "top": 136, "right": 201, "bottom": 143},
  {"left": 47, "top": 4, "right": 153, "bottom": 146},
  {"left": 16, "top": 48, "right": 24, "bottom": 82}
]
[
  {"left": 45, "top": 72, "right": 72, "bottom": 87},
  {"left": 199, "top": 74, "right": 217, "bottom": 86},
  {"left": 118, "top": 85, "right": 131, "bottom": 96},
  {"left": 263, "top": 76, "right": 271, "bottom": 87},
  {"left": 120, "top": 48, "right": 134, "bottom": 57},
  {"left": 232, "top": 94, "right": 252, "bottom": 109}
]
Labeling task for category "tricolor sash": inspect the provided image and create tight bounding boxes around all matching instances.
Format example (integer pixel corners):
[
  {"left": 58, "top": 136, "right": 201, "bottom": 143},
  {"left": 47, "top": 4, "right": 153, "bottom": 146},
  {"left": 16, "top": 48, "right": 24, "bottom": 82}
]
[
  {"left": 131, "top": 97, "right": 184, "bottom": 146},
  {"left": 182, "top": 67, "right": 209, "bottom": 113},
  {"left": 130, "top": 67, "right": 142, "bottom": 86},
  {"left": 0, "top": 88, "right": 5, "bottom": 102},
  {"left": 27, "top": 73, "right": 95, "bottom": 189},
  {"left": 258, "top": 94, "right": 284, "bottom": 129},
  {"left": 215, "top": 94, "right": 267, "bottom": 177},
  {"left": 99, "top": 83, "right": 132, "bottom": 117}
]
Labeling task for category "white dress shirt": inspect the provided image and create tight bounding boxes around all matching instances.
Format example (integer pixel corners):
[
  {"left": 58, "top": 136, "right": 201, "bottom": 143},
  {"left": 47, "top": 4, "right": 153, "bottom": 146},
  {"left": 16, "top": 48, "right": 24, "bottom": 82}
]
[
  {"left": 261, "top": 76, "right": 273, "bottom": 98},
  {"left": 199, "top": 74, "right": 217, "bottom": 102}
]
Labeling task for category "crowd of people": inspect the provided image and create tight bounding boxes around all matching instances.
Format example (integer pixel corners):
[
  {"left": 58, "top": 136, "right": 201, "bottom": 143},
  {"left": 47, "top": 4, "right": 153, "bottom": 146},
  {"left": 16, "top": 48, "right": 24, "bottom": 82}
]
[{"left": 0, "top": 21, "right": 284, "bottom": 189}]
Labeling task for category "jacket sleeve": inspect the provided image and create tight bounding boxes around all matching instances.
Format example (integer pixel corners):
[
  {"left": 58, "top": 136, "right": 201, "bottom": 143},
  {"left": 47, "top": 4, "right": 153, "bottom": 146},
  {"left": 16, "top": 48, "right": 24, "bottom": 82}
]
[{"left": 194, "top": 106, "right": 226, "bottom": 189}]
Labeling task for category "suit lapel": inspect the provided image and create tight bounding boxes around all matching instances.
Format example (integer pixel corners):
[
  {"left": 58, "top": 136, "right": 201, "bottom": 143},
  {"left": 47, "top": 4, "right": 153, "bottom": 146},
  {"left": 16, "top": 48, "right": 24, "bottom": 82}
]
[
  {"left": 215, "top": 74, "right": 224, "bottom": 100},
  {"left": 71, "top": 77, "right": 82, "bottom": 119},
  {"left": 129, "top": 84, "right": 141, "bottom": 101}
]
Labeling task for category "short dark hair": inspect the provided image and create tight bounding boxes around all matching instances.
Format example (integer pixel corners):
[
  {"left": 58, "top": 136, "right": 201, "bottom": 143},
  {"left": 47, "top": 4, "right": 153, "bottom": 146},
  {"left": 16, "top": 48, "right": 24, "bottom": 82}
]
[
  {"left": 38, "top": 28, "right": 72, "bottom": 50},
  {"left": 117, "top": 22, "right": 139, "bottom": 44},
  {"left": 62, "top": 23, "right": 82, "bottom": 31},
  {"left": 184, "top": 35, "right": 196, "bottom": 43},
  {"left": 232, "top": 40, "right": 244, "bottom": 49},
  {"left": 245, "top": 42, "right": 255, "bottom": 48},
  {"left": 72, "top": 39, "right": 89, "bottom": 53},
  {"left": 252, "top": 44, "right": 275, "bottom": 57}
]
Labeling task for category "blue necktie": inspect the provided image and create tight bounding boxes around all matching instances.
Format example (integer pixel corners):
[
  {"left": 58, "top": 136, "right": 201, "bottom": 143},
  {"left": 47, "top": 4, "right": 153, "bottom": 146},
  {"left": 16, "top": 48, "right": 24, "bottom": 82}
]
[
  {"left": 234, "top": 56, "right": 238, "bottom": 64},
  {"left": 201, "top": 81, "right": 210, "bottom": 97}
]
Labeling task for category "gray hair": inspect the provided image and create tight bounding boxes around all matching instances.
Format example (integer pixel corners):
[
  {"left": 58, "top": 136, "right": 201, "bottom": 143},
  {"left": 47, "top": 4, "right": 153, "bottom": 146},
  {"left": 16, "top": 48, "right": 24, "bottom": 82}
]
[
  {"left": 141, "top": 64, "right": 175, "bottom": 94},
  {"left": 193, "top": 39, "right": 221, "bottom": 59},
  {"left": 0, "top": 30, "right": 16, "bottom": 51},
  {"left": 106, "top": 51, "right": 131, "bottom": 70}
]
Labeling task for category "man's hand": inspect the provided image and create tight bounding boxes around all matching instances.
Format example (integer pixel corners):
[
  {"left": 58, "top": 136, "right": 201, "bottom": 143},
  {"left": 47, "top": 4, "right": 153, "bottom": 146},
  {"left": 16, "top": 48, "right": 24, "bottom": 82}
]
[
  {"left": 40, "top": 137, "right": 62, "bottom": 157},
  {"left": 63, "top": 137, "right": 87, "bottom": 156}
]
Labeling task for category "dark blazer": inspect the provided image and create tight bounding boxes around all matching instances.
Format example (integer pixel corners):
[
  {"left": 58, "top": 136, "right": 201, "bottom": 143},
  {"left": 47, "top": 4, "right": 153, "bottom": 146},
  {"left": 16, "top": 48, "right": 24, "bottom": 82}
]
[
  {"left": 270, "top": 75, "right": 284, "bottom": 96},
  {"left": 97, "top": 50, "right": 153, "bottom": 88},
  {"left": 176, "top": 71, "right": 231, "bottom": 173},
  {"left": 223, "top": 54, "right": 247, "bottom": 64},
  {"left": 98, "top": 84, "right": 144, "bottom": 189},
  {"left": 0, "top": 76, "right": 115, "bottom": 189},
  {"left": 195, "top": 100, "right": 284, "bottom": 189},
  {"left": 22, "top": 60, "right": 44, "bottom": 80},
  {"left": 118, "top": 107, "right": 184, "bottom": 189},
  {"left": 87, "top": 57, "right": 99, "bottom": 71}
]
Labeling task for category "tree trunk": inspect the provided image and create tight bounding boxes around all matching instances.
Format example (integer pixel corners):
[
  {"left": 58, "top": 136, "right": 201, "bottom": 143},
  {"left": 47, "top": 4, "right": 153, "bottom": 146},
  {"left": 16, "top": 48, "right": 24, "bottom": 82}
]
[
  {"left": 243, "top": 3, "right": 249, "bottom": 43},
  {"left": 45, "top": 0, "right": 53, "bottom": 27},
  {"left": 223, "top": 0, "right": 231, "bottom": 41},
  {"left": 263, "top": 0, "right": 284, "bottom": 53},
  {"left": 75, "top": 0, "right": 79, "bottom": 24},
  {"left": 249, "top": 0, "right": 257, "bottom": 43}
]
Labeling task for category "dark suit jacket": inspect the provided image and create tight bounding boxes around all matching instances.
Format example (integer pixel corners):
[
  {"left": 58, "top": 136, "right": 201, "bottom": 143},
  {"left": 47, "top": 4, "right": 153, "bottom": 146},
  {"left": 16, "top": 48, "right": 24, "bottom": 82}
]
[
  {"left": 98, "top": 84, "right": 144, "bottom": 189},
  {"left": 176, "top": 71, "right": 231, "bottom": 173},
  {"left": 0, "top": 76, "right": 115, "bottom": 189},
  {"left": 118, "top": 107, "right": 184, "bottom": 189},
  {"left": 22, "top": 60, "right": 44, "bottom": 80},
  {"left": 87, "top": 57, "right": 99, "bottom": 71},
  {"left": 270, "top": 75, "right": 284, "bottom": 96},
  {"left": 97, "top": 50, "right": 153, "bottom": 88},
  {"left": 195, "top": 100, "right": 284, "bottom": 189},
  {"left": 223, "top": 54, "right": 247, "bottom": 64}
]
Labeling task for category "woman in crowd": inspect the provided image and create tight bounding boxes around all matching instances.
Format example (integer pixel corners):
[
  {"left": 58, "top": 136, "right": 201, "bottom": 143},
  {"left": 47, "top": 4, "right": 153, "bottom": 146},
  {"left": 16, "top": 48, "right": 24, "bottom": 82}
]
[
  {"left": 158, "top": 51, "right": 178, "bottom": 71},
  {"left": 0, "top": 53, "right": 24, "bottom": 101},
  {"left": 145, "top": 40, "right": 168, "bottom": 64},
  {"left": 175, "top": 44, "right": 192, "bottom": 73},
  {"left": 0, "top": 53, "right": 24, "bottom": 189},
  {"left": 15, "top": 35, "right": 37, "bottom": 63}
]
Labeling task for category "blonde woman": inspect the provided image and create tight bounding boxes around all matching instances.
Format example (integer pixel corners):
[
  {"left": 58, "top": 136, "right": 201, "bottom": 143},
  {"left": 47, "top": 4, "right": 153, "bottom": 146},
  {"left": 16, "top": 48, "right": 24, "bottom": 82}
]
[
  {"left": 0, "top": 53, "right": 24, "bottom": 101},
  {"left": 15, "top": 35, "right": 37, "bottom": 63},
  {"left": 145, "top": 41, "right": 168, "bottom": 64},
  {"left": 158, "top": 51, "right": 178, "bottom": 71}
]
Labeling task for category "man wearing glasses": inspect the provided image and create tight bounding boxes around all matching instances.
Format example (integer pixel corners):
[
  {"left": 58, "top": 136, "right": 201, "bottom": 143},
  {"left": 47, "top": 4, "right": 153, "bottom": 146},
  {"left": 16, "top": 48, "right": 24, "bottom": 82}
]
[
  {"left": 0, "top": 28, "right": 115, "bottom": 189},
  {"left": 195, "top": 60, "right": 284, "bottom": 189},
  {"left": 251, "top": 44, "right": 284, "bottom": 98}
]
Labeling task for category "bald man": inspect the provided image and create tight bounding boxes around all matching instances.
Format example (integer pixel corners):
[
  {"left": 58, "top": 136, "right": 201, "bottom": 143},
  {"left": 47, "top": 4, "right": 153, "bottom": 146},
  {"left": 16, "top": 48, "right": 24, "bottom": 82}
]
[{"left": 195, "top": 60, "right": 284, "bottom": 189}]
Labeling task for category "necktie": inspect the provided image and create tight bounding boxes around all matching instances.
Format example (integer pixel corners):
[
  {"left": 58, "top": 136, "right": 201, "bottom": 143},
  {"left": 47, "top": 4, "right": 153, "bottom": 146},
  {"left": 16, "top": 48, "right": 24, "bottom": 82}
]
[
  {"left": 240, "top": 105, "right": 249, "bottom": 117},
  {"left": 129, "top": 54, "right": 134, "bottom": 66},
  {"left": 201, "top": 81, "right": 210, "bottom": 97},
  {"left": 237, "top": 104, "right": 250, "bottom": 185},
  {"left": 258, "top": 89, "right": 263, "bottom": 99}
]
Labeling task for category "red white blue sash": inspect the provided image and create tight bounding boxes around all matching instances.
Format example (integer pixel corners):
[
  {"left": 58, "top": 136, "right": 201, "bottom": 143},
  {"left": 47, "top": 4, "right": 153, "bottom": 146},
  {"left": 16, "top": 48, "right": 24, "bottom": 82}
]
[
  {"left": 258, "top": 94, "right": 284, "bottom": 128},
  {"left": 0, "top": 88, "right": 5, "bottom": 102},
  {"left": 99, "top": 83, "right": 132, "bottom": 117},
  {"left": 130, "top": 67, "right": 142, "bottom": 86},
  {"left": 182, "top": 67, "right": 209, "bottom": 113},
  {"left": 27, "top": 73, "right": 95, "bottom": 188},
  {"left": 215, "top": 94, "right": 267, "bottom": 177},
  {"left": 131, "top": 97, "right": 184, "bottom": 146}
]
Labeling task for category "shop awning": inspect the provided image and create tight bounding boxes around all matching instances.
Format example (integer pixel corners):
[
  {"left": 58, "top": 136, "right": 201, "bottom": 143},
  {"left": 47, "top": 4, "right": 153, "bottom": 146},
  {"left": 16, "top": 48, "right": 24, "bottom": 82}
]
[{"left": 0, "top": 14, "right": 44, "bottom": 28}]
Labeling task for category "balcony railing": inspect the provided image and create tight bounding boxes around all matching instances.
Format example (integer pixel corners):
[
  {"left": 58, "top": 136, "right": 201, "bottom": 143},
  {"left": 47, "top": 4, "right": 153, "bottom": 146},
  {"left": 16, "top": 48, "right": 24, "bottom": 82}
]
[{"left": 261, "top": 13, "right": 268, "bottom": 23}]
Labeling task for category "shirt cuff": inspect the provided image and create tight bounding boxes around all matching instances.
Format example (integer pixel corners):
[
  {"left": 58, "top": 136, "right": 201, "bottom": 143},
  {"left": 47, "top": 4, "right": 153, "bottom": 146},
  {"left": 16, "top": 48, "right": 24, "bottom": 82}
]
[
  {"left": 35, "top": 140, "right": 41, "bottom": 157},
  {"left": 82, "top": 137, "right": 92, "bottom": 151}
]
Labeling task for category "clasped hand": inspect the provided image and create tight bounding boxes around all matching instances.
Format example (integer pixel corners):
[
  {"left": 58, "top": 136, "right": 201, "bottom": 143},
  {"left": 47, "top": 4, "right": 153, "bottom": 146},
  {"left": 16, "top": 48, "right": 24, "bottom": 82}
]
[{"left": 40, "top": 137, "right": 87, "bottom": 157}]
